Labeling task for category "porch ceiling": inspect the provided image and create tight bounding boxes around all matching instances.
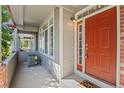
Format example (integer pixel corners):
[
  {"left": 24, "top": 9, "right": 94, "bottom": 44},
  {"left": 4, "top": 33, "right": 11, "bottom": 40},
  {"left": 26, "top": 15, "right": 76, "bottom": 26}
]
[{"left": 9, "top": 5, "right": 87, "bottom": 32}]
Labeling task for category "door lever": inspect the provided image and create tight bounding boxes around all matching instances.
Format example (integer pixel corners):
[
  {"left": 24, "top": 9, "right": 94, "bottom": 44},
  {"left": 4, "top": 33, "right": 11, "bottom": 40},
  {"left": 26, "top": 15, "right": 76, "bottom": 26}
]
[{"left": 85, "top": 52, "right": 88, "bottom": 59}]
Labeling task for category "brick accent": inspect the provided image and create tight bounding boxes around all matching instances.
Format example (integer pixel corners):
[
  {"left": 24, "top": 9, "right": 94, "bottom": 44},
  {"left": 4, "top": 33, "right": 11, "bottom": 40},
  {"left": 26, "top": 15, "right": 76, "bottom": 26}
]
[
  {"left": 120, "top": 5, "right": 124, "bottom": 87},
  {"left": 0, "top": 64, "right": 8, "bottom": 88}
]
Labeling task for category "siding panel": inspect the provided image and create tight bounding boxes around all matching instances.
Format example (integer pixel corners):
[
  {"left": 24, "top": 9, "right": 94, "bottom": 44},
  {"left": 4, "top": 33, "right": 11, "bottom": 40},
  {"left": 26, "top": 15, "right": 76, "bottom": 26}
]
[{"left": 120, "top": 5, "right": 124, "bottom": 87}]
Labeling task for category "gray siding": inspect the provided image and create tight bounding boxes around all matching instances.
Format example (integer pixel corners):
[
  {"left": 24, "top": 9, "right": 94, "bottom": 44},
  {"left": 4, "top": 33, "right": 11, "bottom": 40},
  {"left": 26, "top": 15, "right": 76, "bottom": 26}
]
[{"left": 63, "top": 9, "right": 74, "bottom": 77}]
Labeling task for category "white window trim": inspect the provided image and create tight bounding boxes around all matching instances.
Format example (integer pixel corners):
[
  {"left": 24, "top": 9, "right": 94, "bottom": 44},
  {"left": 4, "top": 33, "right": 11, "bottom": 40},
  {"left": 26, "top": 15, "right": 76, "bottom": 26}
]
[{"left": 39, "top": 9, "right": 55, "bottom": 60}]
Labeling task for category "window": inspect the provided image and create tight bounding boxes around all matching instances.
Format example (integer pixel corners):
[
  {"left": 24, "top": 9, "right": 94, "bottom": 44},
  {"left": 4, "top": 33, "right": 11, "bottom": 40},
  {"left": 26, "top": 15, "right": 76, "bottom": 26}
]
[
  {"left": 39, "top": 28, "right": 42, "bottom": 51},
  {"left": 41, "top": 23, "right": 48, "bottom": 54},
  {"left": 41, "top": 29, "right": 48, "bottom": 54},
  {"left": 49, "top": 26, "right": 54, "bottom": 56},
  {"left": 48, "top": 17, "right": 54, "bottom": 57},
  {"left": 21, "top": 39, "right": 29, "bottom": 49},
  {"left": 77, "top": 5, "right": 108, "bottom": 19},
  {"left": 40, "top": 16, "right": 54, "bottom": 58},
  {"left": 19, "top": 33, "right": 36, "bottom": 51},
  {"left": 44, "top": 30, "right": 48, "bottom": 54},
  {"left": 78, "top": 24, "right": 82, "bottom": 64},
  {"left": 41, "top": 31, "right": 45, "bottom": 53}
]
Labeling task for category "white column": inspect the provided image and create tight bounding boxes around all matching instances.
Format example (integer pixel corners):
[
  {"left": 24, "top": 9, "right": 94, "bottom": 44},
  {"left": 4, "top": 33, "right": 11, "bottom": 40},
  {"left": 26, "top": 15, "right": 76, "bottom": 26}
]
[
  {"left": 17, "top": 33, "right": 20, "bottom": 51},
  {"left": 59, "top": 7, "right": 64, "bottom": 85},
  {"left": 38, "top": 29, "right": 41, "bottom": 52},
  {"left": 13, "top": 28, "right": 18, "bottom": 51}
]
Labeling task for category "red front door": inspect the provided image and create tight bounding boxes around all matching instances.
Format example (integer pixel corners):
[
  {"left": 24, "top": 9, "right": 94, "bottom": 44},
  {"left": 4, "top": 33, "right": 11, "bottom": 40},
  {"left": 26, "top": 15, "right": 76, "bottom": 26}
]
[{"left": 85, "top": 7, "right": 117, "bottom": 85}]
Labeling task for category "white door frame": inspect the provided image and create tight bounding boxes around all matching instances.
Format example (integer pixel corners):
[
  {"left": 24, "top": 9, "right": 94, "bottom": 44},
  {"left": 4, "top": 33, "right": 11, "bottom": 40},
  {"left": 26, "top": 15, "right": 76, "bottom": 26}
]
[{"left": 74, "top": 5, "right": 120, "bottom": 88}]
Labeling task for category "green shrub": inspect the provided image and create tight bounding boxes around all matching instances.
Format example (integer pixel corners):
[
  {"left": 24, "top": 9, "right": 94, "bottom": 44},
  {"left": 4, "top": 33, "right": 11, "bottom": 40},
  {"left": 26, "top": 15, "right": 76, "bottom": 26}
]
[{"left": 1, "top": 5, "right": 12, "bottom": 60}]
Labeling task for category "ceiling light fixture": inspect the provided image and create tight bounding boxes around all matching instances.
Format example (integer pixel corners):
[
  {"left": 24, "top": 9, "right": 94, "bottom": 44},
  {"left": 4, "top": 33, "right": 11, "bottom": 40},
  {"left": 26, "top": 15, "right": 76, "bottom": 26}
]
[{"left": 70, "top": 17, "right": 76, "bottom": 23}]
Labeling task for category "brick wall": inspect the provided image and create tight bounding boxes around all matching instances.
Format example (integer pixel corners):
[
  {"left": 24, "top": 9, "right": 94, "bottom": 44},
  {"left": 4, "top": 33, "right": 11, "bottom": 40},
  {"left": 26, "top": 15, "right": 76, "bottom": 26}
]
[
  {"left": 120, "top": 5, "right": 124, "bottom": 87},
  {"left": 0, "top": 64, "right": 8, "bottom": 88}
]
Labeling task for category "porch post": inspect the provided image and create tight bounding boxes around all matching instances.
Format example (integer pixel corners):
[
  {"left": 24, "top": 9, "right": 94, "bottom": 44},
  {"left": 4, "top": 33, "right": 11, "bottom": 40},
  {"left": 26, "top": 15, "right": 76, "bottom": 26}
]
[
  {"left": 13, "top": 28, "right": 18, "bottom": 52},
  {"left": 59, "top": 7, "right": 64, "bottom": 85}
]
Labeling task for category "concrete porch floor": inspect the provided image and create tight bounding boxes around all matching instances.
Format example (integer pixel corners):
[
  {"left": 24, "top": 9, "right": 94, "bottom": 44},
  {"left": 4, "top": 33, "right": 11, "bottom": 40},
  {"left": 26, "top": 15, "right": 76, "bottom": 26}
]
[
  {"left": 61, "top": 74, "right": 84, "bottom": 88},
  {"left": 10, "top": 62, "right": 59, "bottom": 88}
]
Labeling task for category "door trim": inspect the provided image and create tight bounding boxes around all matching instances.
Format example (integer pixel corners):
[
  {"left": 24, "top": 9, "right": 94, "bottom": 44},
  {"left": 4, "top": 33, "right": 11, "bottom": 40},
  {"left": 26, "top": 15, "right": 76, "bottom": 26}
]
[
  {"left": 116, "top": 5, "right": 120, "bottom": 88},
  {"left": 74, "top": 5, "right": 120, "bottom": 87}
]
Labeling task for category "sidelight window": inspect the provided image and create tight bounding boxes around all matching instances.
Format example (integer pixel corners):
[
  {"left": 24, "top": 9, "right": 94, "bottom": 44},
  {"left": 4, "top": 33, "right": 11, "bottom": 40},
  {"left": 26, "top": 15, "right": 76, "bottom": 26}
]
[{"left": 78, "top": 24, "right": 83, "bottom": 65}]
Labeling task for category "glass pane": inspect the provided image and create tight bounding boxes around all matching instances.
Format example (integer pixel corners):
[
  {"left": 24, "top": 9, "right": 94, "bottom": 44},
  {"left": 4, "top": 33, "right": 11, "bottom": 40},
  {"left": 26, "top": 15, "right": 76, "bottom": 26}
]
[
  {"left": 79, "top": 57, "right": 82, "bottom": 64},
  {"left": 79, "top": 33, "right": 82, "bottom": 40},
  {"left": 79, "top": 41, "right": 82, "bottom": 48},
  {"left": 79, "top": 49, "right": 82, "bottom": 56},
  {"left": 45, "top": 30, "right": 48, "bottom": 54},
  {"left": 83, "top": 11, "right": 88, "bottom": 17},
  {"left": 41, "top": 32, "right": 45, "bottom": 53},
  {"left": 79, "top": 25, "right": 82, "bottom": 32},
  {"left": 49, "top": 26, "right": 54, "bottom": 56},
  {"left": 50, "top": 26, "right": 53, "bottom": 34},
  {"left": 89, "top": 7, "right": 96, "bottom": 14},
  {"left": 78, "top": 14, "right": 83, "bottom": 19}
]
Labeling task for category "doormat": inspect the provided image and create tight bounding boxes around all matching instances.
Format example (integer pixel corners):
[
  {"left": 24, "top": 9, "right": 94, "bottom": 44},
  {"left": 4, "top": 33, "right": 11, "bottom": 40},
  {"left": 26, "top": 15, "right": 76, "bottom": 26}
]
[{"left": 79, "top": 80, "right": 99, "bottom": 88}]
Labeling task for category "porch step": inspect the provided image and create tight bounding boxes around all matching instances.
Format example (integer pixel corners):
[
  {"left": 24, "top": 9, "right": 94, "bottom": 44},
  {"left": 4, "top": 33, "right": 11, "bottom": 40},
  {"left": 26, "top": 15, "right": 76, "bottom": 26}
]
[{"left": 61, "top": 79, "right": 83, "bottom": 88}]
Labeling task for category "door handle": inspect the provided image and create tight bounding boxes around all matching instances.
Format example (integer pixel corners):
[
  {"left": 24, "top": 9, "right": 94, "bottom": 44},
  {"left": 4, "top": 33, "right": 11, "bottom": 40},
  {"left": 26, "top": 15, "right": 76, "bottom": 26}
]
[{"left": 85, "top": 52, "right": 88, "bottom": 59}]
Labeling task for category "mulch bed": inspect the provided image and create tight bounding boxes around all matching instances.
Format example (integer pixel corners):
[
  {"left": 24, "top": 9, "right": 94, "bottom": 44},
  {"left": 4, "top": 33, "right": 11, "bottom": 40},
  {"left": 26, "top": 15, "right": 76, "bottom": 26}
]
[{"left": 79, "top": 80, "right": 99, "bottom": 88}]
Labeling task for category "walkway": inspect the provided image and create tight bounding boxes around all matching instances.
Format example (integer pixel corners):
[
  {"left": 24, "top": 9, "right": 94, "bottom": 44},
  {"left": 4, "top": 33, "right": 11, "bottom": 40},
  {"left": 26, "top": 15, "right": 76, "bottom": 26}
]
[{"left": 10, "top": 62, "right": 59, "bottom": 88}]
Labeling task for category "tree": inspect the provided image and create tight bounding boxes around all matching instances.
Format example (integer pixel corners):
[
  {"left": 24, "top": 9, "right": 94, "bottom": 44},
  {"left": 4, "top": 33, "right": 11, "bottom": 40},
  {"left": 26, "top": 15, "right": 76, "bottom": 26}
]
[
  {"left": 2, "top": 5, "right": 10, "bottom": 22},
  {"left": 1, "top": 5, "right": 12, "bottom": 60}
]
